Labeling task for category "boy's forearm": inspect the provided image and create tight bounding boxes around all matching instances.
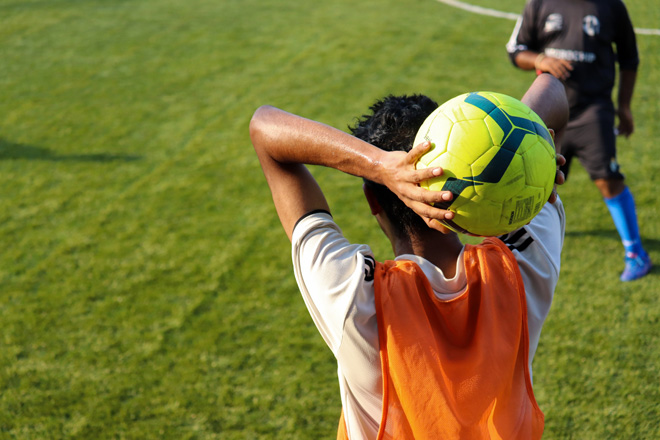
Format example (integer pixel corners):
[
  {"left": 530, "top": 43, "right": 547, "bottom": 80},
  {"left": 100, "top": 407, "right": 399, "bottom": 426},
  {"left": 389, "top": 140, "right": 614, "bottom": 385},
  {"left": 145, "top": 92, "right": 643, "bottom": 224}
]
[
  {"left": 250, "top": 105, "right": 453, "bottom": 237},
  {"left": 250, "top": 105, "right": 388, "bottom": 183},
  {"left": 617, "top": 69, "right": 637, "bottom": 110}
]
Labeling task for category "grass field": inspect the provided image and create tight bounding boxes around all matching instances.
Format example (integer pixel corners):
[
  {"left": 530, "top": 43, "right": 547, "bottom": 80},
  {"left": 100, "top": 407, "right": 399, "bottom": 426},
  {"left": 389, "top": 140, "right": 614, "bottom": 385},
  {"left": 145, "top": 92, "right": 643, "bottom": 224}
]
[{"left": 0, "top": 0, "right": 658, "bottom": 438}]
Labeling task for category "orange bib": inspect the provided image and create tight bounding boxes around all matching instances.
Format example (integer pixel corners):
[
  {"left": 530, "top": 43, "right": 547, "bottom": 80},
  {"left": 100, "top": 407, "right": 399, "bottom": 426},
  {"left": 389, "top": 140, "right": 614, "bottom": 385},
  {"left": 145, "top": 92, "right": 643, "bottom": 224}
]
[{"left": 338, "top": 238, "right": 544, "bottom": 439}]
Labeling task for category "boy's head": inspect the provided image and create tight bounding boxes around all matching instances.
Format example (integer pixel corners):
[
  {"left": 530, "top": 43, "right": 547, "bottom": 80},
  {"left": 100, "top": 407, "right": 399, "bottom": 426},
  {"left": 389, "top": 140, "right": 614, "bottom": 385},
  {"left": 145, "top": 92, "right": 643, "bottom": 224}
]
[{"left": 349, "top": 94, "right": 439, "bottom": 237}]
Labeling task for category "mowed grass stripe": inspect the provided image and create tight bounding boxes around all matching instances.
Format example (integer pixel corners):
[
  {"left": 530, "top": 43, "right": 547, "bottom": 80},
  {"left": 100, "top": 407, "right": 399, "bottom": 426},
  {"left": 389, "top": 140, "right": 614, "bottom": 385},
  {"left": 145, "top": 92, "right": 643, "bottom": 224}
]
[{"left": 0, "top": 0, "right": 253, "bottom": 282}]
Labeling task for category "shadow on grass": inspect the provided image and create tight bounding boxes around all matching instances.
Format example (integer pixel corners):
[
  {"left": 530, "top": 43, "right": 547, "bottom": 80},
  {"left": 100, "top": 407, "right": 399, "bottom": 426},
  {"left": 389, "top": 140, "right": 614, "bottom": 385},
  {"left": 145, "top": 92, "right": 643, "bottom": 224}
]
[{"left": 0, "top": 138, "right": 142, "bottom": 162}]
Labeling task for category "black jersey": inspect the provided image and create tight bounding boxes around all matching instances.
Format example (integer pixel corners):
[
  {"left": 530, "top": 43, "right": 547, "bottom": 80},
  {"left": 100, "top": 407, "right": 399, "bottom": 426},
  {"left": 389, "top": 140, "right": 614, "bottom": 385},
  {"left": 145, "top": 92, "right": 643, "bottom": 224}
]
[{"left": 506, "top": 0, "right": 639, "bottom": 112}]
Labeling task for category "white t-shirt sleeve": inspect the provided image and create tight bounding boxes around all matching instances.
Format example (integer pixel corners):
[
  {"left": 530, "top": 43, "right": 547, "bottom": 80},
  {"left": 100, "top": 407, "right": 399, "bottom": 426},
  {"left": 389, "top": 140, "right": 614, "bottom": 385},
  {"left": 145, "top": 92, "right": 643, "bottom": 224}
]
[
  {"left": 291, "top": 211, "right": 384, "bottom": 438},
  {"left": 291, "top": 211, "right": 376, "bottom": 354},
  {"left": 498, "top": 197, "right": 566, "bottom": 374}
]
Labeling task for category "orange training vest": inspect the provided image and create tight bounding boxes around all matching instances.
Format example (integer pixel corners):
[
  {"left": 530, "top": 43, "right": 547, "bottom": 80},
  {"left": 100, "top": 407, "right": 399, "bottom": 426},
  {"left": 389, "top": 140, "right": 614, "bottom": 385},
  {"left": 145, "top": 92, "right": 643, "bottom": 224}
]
[{"left": 337, "top": 238, "right": 544, "bottom": 439}]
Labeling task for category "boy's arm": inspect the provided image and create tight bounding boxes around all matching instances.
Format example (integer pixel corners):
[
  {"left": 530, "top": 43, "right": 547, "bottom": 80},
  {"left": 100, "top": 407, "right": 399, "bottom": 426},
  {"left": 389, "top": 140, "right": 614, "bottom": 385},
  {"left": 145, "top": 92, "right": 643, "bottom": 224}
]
[
  {"left": 522, "top": 73, "right": 568, "bottom": 139},
  {"left": 249, "top": 106, "right": 454, "bottom": 240},
  {"left": 250, "top": 74, "right": 569, "bottom": 240},
  {"left": 522, "top": 73, "right": 569, "bottom": 203}
]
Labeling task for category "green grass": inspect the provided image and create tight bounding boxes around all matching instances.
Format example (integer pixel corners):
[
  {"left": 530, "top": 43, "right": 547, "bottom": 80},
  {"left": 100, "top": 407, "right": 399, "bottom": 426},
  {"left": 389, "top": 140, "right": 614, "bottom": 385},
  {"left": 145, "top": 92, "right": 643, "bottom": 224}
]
[{"left": 0, "top": 0, "right": 658, "bottom": 438}]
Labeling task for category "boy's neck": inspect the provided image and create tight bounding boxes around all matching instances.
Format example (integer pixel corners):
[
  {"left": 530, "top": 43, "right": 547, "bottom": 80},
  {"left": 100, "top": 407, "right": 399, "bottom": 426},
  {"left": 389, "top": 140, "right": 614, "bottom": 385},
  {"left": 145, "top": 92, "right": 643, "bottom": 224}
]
[{"left": 392, "top": 231, "right": 464, "bottom": 279}]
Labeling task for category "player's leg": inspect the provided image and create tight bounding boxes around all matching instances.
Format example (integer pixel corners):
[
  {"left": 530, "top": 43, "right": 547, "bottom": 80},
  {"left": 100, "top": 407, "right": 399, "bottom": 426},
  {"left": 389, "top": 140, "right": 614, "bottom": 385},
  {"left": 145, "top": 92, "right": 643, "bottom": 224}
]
[
  {"left": 573, "top": 103, "right": 651, "bottom": 281},
  {"left": 600, "top": 180, "right": 650, "bottom": 281}
]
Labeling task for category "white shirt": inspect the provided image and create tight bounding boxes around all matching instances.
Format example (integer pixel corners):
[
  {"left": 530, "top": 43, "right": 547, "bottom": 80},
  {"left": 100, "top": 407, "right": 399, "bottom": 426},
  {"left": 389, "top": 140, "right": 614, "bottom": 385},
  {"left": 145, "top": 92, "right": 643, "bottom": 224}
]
[{"left": 291, "top": 199, "right": 565, "bottom": 440}]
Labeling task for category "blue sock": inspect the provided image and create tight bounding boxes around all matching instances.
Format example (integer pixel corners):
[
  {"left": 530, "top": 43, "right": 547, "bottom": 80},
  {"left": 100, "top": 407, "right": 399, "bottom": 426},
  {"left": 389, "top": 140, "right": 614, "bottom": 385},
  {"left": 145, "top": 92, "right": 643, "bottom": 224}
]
[{"left": 604, "top": 187, "right": 644, "bottom": 256}]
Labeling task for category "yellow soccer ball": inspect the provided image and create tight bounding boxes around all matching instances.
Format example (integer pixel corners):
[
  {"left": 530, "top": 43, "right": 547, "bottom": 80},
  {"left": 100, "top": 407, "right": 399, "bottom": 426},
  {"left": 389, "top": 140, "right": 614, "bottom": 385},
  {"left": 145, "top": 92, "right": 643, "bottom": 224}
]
[{"left": 414, "top": 91, "right": 556, "bottom": 236}]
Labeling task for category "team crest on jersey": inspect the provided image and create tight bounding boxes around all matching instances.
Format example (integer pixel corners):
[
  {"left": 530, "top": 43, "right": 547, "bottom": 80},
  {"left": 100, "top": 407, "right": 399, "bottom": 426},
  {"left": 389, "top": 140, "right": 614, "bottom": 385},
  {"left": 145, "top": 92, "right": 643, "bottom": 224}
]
[
  {"left": 583, "top": 15, "right": 600, "bottom": 36},
  {"left": 544, "top": 13, "right": 563, "bottom": 32}
]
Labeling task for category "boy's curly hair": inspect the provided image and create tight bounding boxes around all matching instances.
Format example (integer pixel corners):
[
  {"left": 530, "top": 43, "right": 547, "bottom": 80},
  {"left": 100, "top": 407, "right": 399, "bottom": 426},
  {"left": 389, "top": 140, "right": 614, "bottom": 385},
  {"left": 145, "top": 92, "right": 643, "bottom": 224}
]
[{"left": 349, "top": 94, "right": 438, "bottom": 236}]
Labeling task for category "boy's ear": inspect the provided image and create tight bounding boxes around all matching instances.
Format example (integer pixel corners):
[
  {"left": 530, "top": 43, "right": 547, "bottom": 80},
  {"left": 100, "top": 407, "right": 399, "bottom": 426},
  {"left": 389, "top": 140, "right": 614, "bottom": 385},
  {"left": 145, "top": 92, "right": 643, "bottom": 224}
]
[{"left": 362, "top": 183, "right": 381, "bottom": 216}]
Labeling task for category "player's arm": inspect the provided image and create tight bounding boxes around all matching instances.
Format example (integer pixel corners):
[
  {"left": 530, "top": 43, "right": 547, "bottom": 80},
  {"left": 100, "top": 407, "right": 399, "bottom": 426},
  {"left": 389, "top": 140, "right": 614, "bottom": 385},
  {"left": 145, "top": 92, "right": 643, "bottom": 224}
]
[
  {"left": 249, "top": 106, "right": 454, "bottom": 239},
  {"left": 521, "top": 73, "right": 569, "bottom": 202},
  {"left": 522, "top": 73, "right": 568, "bottom": 139},
  {"left": 613, "top": 2, "right": 639, "bottom": 138},
  {"left": 616, "top": 69, "right": 637, "bottom": 137},
  {"left": 506, "top": 0, "right": 572, "bottom": 80}
]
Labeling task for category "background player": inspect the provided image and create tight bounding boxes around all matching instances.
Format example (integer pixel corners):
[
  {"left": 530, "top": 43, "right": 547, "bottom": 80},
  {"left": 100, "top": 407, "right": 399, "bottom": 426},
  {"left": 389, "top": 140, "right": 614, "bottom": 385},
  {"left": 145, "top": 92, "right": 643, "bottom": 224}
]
[
  {"left": 250, "top": 74, "right": 568, "bottom": 438},
  {"left": 506, "top": 0, "right": 651, "bottom": 281}
]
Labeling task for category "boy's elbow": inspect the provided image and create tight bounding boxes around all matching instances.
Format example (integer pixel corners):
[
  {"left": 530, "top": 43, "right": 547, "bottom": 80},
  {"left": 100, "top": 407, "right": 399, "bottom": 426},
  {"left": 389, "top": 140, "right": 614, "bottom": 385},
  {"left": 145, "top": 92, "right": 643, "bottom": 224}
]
[{"left": 249, "top": 105, "right": 274, "bottom": 146}]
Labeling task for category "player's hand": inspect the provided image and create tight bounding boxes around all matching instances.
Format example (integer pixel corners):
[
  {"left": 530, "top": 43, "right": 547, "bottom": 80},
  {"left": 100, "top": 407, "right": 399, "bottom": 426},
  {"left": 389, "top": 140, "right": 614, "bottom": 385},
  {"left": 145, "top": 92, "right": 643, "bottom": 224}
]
[
  {"left": 616, "top": 106, "right": 634, "bottom": 137},
  {"left": 537, "top": 56, "right": 573, "bottom": 81},
  {"left": 548, "top": 153, "right": 566, "bottom": 204},
  {"left": 380, "top": 141, "right": 455, "bottom": 231}
]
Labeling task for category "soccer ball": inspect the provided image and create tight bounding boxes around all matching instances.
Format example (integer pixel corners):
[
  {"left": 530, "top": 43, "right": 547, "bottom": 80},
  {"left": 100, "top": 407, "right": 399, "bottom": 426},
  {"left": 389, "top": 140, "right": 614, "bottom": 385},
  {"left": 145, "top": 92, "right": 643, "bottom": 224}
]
[{"left": 414, "top": 91, "right": 556, "bottom": 236}]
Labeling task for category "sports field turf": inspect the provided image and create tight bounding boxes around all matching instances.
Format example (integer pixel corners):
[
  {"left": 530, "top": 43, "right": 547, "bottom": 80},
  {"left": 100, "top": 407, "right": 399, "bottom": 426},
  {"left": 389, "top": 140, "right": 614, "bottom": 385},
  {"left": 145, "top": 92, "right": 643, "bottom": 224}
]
[{"left": 0, "top": 0, "right": 658, "bottom": 438}]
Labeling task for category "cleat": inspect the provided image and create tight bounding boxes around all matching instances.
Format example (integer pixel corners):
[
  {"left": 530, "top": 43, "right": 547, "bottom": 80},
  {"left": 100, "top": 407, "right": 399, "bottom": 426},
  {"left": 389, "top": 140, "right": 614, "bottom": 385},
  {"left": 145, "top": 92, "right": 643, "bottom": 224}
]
[{"left": 620, "top": 252, "right": 652, "bottom": 282}]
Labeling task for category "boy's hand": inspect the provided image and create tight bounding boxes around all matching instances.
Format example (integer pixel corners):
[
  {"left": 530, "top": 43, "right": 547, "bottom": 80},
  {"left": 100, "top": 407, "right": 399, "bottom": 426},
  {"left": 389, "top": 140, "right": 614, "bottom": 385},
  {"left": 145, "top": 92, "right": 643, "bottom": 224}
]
[
  {"left": 548, "top": 153, "right": 566, "bottom": 204},
  {"left": 379, "top": 141, "right": 455, "bottom": 231}
]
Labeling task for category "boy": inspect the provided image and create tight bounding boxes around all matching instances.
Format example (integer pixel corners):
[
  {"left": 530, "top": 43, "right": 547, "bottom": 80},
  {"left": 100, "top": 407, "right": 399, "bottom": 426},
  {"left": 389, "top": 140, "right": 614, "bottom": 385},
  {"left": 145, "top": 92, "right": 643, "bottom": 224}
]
[{"left": 250, "top": 74, "right": 567, "bottom": 439}]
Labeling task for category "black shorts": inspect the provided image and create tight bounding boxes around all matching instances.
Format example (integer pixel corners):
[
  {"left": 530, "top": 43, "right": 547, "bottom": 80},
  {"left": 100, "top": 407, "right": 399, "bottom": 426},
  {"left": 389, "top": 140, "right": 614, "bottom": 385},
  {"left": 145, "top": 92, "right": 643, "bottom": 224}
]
[{"left": 559, "top": 101, "right": 624, "bottom": 181}]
